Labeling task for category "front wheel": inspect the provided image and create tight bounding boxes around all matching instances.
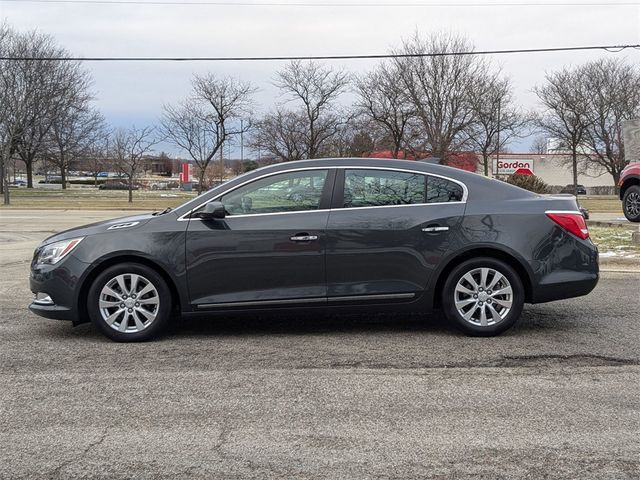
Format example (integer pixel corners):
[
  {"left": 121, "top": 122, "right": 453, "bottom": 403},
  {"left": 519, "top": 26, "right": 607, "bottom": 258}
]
[
  {"left": 622, "top": 185, "right": 640, "bottom": 222},
  {"left": 87, "top": 263, "right": 172, "bottom": 342},
  {"left": 441, "top": 258, "right": 524, "bottom": 336}
]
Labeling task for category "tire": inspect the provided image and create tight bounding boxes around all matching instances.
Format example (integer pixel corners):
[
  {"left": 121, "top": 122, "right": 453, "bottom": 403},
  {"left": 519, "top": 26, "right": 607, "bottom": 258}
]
[
  {"left": 441, "top": 257, "right": 524, "bottom": 337},
  {"left": 622, "top": 185, "right": 640, "bottom": 223},
  {"left": 87, "top": 263, "right": 172, "bottom": 342}
]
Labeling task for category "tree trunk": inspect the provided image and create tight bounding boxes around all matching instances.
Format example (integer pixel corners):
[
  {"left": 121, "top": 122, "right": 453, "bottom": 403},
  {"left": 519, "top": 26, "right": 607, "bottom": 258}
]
[
  {"left": 128, "top": 180, "right": 133, "bottom": 203},
  {"left": 25, "top": 161, "right": 34, "bottom": 188},
  {"left": 61, "top": 167, "right": 67, "bottom": 190},
  {"left": 3, "top": 166, "right": 9, "bottom": 205},
  {"left": 198, "top": 170, "right": 206, "bottom": 195},
  {"left": 0, "top": 160, "right": 4, "bottom": 195},
  {"left": 612, "top": 171, "right": 620, "bottom": 191},
  {"left": 483, "top": 153, "right": 490, "bottom": 176},
  {"left": 571, "top": 148, "right": 579, "bottom": 196}
]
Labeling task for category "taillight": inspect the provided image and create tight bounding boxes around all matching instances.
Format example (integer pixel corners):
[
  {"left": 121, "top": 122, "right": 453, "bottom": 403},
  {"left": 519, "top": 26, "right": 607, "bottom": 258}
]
[{"left": 546, "top": 211, "right": 589, "bottom": 240}]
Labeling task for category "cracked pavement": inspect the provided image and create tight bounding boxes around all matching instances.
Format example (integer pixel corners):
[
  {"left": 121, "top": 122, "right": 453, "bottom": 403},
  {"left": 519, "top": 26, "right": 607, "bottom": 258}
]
[{"left": 1, "top": 210, "right": 639, "bottom": 479}]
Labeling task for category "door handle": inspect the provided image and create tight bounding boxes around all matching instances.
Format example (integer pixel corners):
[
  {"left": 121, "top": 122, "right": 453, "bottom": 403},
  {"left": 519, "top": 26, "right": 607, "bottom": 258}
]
[
  {"left": 290, "top": 234, "right": 319, "bottom": 242},
  {"left": 422, "top": 226, "right": 449, "bottom": 233}
]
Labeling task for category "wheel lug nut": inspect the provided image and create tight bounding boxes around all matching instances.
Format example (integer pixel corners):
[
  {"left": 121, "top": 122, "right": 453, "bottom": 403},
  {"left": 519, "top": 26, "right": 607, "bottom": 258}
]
[
  {"left": 122, "top": 295, "right": 127, "bottom": 299},
  {"left": 473, "top": 294, "right": 478, "bottom": 299},
  {"left": 120, "top": 303, "right": 125, "bottom": 308},
  {"left": 479, "top": 302, "right": 483, "bottom": 306},
  {"left": 135, "top": 302, "right": 139, "bottom": 307},
  {"left": 132, "top": 294, "right": 136, "bottom": 299},
  {"left": 128, "top": 308, "right": 132, "bottom": 312}
]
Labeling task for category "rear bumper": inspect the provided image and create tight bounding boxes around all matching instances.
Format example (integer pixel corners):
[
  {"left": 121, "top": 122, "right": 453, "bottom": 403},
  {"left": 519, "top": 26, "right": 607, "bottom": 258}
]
[{"left": 531, "top": 273, "right": 599, "bottom": 303}]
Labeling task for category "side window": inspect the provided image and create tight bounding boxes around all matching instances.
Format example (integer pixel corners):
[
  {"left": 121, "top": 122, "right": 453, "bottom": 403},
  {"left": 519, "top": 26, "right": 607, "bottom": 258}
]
[
  {"left": 219, "top": 170, "right": 328, "bottom": 216},
  {"left": 343, "top": 169, "right": 426, "bottom": 208},
  {"left": 426, "top": 176, "right": 464, "bottom": 203}
]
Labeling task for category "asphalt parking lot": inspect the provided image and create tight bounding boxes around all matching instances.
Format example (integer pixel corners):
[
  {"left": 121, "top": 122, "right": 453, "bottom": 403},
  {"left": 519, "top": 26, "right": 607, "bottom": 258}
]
[{"left": 1, "top": 210, "right": 639, "bottom": 479}]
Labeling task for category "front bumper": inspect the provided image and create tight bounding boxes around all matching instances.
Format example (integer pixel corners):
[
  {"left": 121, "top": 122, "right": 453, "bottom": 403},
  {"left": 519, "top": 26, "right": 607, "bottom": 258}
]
[
  {"left": 28, "top": 302, "right": 75, "bottom": 321},
  {"left": 29, "top": 254, "right": 88, "bottom": 323}
]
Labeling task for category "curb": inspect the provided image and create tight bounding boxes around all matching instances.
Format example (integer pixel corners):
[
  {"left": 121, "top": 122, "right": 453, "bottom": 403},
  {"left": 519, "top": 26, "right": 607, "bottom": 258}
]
[{"left": 587, "top": 220, "right": 636, "bottom": 228}]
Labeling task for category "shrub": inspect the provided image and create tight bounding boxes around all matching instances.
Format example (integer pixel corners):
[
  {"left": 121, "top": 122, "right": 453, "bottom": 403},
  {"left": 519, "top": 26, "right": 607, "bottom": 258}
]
[{"left": 505, "top": 174, "right": 551, "bottom": 194}]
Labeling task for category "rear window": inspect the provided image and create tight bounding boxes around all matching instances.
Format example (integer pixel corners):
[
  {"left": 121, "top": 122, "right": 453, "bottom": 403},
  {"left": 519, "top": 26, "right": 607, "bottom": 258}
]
[{"left": 426, "top": 176, "right": 464, "bottom": 203}]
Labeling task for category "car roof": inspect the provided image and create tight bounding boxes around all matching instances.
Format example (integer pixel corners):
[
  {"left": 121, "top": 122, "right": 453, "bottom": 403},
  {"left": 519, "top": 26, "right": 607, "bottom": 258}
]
[{"left": 254, "top": 157, "right": 483, "bottom": 182}]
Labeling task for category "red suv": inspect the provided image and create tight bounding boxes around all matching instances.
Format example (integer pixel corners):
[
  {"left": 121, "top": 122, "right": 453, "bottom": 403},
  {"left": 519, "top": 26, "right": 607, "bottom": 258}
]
[{"left": 619, "top": 162, "right": 640, "bottom": 222}]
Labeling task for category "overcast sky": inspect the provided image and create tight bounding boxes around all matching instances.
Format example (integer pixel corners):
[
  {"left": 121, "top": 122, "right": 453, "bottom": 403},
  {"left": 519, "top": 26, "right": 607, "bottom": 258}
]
[{"left": 2, "top": 0, "right": 640, "bottom": 157}]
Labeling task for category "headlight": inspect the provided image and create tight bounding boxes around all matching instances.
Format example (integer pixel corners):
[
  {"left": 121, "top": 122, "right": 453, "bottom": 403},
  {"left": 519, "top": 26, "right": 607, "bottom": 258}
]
[{"left": 36, "top": 237, "right": 84, "bottom": 266}]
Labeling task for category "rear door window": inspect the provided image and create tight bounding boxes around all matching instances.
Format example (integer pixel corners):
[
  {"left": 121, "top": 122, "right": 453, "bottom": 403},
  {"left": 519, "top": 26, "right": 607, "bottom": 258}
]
[{"left": 342, "top": 169, "right": 426, "bottom": 208}]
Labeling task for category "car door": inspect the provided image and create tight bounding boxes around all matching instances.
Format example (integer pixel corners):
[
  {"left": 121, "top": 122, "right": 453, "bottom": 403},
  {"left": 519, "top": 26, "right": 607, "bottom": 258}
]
[
  {"left": 185, "top": 168, "right": 334, "bottom": 308},
  {"left": 325, "top": 167, "right": 466, "bottom": 302}
]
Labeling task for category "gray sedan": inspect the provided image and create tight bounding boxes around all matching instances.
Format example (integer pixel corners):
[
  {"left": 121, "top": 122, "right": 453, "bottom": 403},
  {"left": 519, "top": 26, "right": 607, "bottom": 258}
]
[{"left": 29, "top": 158, "right": 598, "bottom": 341}]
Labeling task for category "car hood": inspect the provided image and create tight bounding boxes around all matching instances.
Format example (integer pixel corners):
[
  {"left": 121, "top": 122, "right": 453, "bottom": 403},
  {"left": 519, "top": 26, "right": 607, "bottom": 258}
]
[{"left": 39, "top": 212, "right": 157, "bottom": 246}]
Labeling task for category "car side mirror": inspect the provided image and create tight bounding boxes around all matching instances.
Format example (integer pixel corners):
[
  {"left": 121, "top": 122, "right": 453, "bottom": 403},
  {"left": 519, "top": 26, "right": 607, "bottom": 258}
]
[{"left": 199, "top": 201, "right": 226, "bottom": 219}]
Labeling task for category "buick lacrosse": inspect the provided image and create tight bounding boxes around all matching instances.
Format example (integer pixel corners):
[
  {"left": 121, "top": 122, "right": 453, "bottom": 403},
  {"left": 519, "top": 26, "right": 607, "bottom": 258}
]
[{"left": 29, "top": 158, "right": 598, "bottom": 341}]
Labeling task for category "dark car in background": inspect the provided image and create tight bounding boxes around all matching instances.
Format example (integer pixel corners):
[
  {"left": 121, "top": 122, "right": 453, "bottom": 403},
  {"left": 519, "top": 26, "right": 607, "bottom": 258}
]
[
  {"left": 619, "top": 162, "right": 640, "bottom": 222},
  {"left": 98, "top": 180, "right": 139, "bottom": 191},
  {"left": 560, "top": 184, "right": 587, "bottom": 195},
  {"left": 29, "top": 158, "right": 599, "bottom": 342}
]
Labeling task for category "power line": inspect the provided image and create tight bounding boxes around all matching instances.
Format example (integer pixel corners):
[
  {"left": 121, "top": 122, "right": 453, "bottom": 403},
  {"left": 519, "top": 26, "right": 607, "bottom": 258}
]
[
  {"left": 1, "top": 44, "right": 639, "bottom": 62},
  {"left": 1, "top": 0, "right": 638, "bottom": 6}
]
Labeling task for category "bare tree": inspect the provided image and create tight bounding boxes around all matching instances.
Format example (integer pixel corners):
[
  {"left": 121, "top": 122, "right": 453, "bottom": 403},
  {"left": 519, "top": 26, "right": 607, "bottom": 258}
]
[
  {"left": 0, "top": 25, "right": 99, "bottom": 204},
  {"left": 580, "top": 58, "right": 640, "bottom": 186},
  {"left": 467, "top": 73, "right": 528, "bottom": 176},
  {"left": 46, "top": 107, "right": 105, "bottom": 188},
  {"left": 84, "top": 139, "right": 111, "bottom": 187},
  {"left": 250, "top": 109, "right": 307, "bottom": 161},
  {"left": 535, "top": 67, "right": 591, "bottom": 195},
  {"left": 112, "top": 126, "right": 158, "bottom": 203},
  {"left": 394, "top": 32, "right": 487, "bottom": 162},
  {"left": 530, "top": 135, "right": 548, "bottom": 154},
  {"left": 355, "top": 61, "right": 415, "bottom": 158},
  {"left": 274, "top": 60, "right": 350, "bottom": 159},
  {"left": 162, "top": 74, "right": 255, "bottom": 193}
]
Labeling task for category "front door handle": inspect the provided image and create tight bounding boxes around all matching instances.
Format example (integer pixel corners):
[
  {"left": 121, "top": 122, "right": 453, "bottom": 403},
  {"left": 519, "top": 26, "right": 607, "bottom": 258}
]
[
  {"left": 422, "top": 226, "right": 449, "bottom": 233},
  {"left": 290, "top": 234, "right": 319, "bottom": 242}
]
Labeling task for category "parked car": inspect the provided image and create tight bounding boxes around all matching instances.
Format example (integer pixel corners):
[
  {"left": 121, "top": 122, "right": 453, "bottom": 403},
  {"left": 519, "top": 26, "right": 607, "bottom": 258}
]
[
  {"left": 29, "top": 158, "right": 599, "bottom": 342},
  {"left": 98, "top": 181, "right": 138, "bottom": 191},
  {"left": 560, "top": 184, "right": 587, "bottom": 195},
  {"left": 150, "top": 181, "right": 179, "bottom": 190},
  {"left": 97, "top": 172, "right": 109, "bottom": 177},
  {"left": 9, "top": 179, "right": 27, "bottom": 187},
  {"left": 619, "top": 163, "right": 640, "bottom": 222}
]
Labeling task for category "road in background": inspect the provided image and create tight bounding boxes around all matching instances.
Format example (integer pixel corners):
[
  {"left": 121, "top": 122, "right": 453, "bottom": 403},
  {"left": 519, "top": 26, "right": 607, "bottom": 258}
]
[{"left": 1, "top": 210, "right": 639, "bottom": 478}]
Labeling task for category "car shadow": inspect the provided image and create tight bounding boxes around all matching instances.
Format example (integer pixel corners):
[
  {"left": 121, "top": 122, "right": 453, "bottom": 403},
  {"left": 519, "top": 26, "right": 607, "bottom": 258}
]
[{"left": 167, "top": 311, "right": 455, "bottom": 338}]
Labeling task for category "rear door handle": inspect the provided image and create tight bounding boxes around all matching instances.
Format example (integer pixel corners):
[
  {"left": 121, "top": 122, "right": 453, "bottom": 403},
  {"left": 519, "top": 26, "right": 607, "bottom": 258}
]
[
  {"left": 422, "top": 226, "right": 449, "bottom": 233},
  {"left": 290, "top": 234, "right": 318, "bottom": 242}
]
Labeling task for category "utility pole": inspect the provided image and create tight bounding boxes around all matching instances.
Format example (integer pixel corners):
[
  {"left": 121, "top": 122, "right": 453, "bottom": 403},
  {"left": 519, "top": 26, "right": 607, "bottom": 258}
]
[{"left": 495, "top": 98, "right": 501, "bottom": 178}]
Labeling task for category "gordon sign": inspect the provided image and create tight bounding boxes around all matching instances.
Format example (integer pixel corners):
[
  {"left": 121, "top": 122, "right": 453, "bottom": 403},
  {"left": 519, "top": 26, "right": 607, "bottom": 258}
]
[{"left": 493, "top": 159, "right": 535, "bottom": 175}]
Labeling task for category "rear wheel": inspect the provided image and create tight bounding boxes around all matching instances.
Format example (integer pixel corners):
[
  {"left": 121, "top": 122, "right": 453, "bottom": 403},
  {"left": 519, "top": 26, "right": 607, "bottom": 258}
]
[
  {"left": 88, "top": 263, "right": 171, "bottom": 342},
  {"left": 622, "top": 185, "right": 640, "bottom": 222},
  {"left": 441, "top": 257, "right": 524, "bottom": 336}
]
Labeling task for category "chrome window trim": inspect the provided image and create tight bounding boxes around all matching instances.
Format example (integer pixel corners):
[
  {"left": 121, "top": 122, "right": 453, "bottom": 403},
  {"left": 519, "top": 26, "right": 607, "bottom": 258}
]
[{"left": 178, "top": 165, "right": 468, "bottom": 222}]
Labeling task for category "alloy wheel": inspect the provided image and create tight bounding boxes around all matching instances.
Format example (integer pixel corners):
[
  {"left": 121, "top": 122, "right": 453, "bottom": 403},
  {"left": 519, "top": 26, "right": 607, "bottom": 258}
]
[
  {"left": 98, "top": 273, "right": 160, "bottom": 333},
  {"left": 454, "top": 267, "right": 513, "bottom": 327},
  {"left": 625, "top": 191, "right": 640, "bottom": 217}
]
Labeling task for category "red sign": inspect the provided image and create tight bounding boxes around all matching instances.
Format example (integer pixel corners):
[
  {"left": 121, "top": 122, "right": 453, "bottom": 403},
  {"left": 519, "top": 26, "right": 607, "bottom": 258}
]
[{"left": 514, "top": 168, "right": 534, "bottom": 176}]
